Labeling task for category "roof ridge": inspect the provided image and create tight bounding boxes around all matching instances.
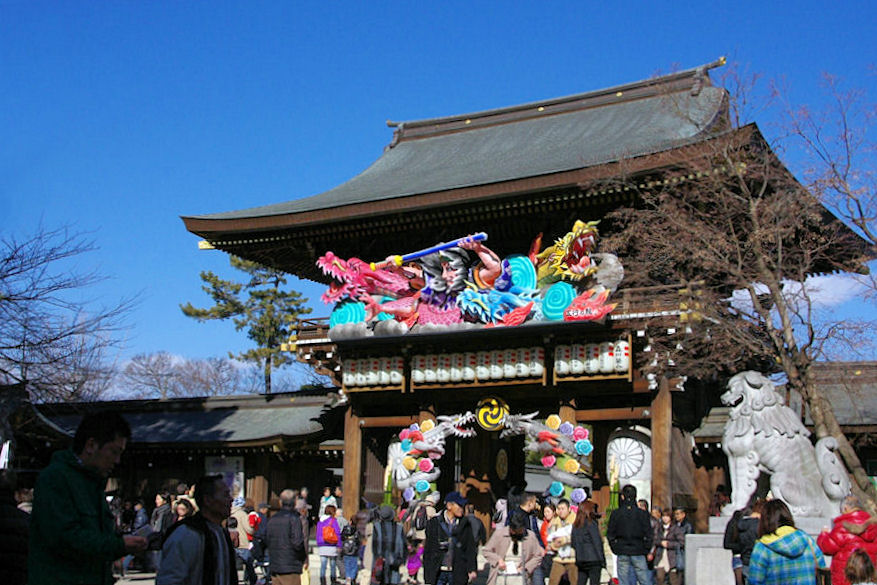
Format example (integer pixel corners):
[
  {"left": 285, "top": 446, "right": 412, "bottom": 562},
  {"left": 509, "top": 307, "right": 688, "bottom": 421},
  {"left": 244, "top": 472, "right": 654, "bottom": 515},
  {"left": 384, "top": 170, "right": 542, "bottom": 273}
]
[{"left": 385, "top": 57, "right": 726, "bottom": 142}]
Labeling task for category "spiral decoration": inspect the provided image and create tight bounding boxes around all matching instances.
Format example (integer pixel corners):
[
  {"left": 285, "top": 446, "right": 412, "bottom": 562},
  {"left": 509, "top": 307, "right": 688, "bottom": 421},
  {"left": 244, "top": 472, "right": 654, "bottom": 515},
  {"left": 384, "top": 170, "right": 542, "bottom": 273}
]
[
  {"left": 420, "top": 419, "right": 435, "bottom": 432},
  {"left": 415, "top": 480, "right": 430, "bottom": 493},
  {"left": 476, "top": 397, "right": 509, "bottom": 431},
  {"left": 545, "top": 414, "right": 561, "bottom": 430},
  {"left": 506, "top": 255, "right": 537, "bottom": 290},
  {"left": 329, "top": 301, "right": 366, "bottom": 327},
  {"left": 542, "top": 282, "right": 576, "bottom": 321},
  {"left": 570, "top": 488, "right": 586, "bottom": 504},
  {"left": 549, "top": 481, "right": 565, "bottom": 497}
]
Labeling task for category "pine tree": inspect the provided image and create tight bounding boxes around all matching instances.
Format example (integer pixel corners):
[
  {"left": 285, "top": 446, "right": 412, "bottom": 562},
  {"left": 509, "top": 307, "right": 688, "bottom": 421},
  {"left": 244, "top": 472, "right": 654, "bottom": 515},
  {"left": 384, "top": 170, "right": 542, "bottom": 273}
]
[{"left": 180, "top": 256, "right": 311, "bottom": 394}]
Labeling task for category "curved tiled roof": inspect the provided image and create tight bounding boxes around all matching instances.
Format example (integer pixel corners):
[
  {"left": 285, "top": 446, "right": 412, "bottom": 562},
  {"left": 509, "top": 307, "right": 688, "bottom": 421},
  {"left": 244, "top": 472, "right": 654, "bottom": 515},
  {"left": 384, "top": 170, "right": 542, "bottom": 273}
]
[{"left": 185, "top": 60, "right": 728, "bottom": 223}]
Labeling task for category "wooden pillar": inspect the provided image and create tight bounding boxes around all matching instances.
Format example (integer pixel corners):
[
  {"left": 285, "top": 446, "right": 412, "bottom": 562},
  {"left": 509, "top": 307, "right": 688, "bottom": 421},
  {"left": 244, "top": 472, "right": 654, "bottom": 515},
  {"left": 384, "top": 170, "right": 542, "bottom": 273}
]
[
  {"left": 342, "top": 406, "right": 362, "bottom": 520},
  {"left": 651, "top": 376, "right": 672, "bottom": 510},
  {"left": 559, "top": 398, "right": 576, "bottom": 425}
]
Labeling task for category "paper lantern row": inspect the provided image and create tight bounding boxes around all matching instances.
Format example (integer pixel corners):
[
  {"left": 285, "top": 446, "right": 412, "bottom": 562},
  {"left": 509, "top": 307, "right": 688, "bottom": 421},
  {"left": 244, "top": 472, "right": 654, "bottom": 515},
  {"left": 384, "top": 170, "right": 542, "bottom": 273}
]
[
  {"left": 412, "top": 348, "right": 546, "bottom": 384},
  {"left": 342, "top": 357, "right": 404, "bottom": 387},
  {"left": 554, "top": 340, "right": 630, "bottom": 377}
]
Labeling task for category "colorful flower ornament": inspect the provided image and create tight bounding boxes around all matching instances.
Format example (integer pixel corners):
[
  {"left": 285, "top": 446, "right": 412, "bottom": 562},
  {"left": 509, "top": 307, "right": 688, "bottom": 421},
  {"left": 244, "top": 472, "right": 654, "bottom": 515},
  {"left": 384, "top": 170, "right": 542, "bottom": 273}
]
[
  {"left": 408, "top": 430, "right": 424, "bottom": 442},
  {"left": 399, "top": 429, "right": 410, "bottom": 440},
  {"left": 403, "top": 487, "right": 416, "bottom": 502},
  {"left": 559, "top": 422, "right": 574, "bottom": 436},
  {"left": 549, "top": 481, "right": 565, "bottom": 497},
  {"left": 420, "top": 419, "right": 435, "bottom": 432},
  {"left": 575, "top": 439, "right": 593, "bottom": 456},
  {"left": 415, "top": 480, "right": 430, "bottom": 493},
  {"left": 564, "top": 459, "right": 580, "bottom": 474},
  {"left": 573, "top": 426, "right": 588, "bottom": 440},
  {"left": 403, "top": 456, "right": 418, "bottom": 471},
  {"left": 541, "top": 455, "right": 556, "bottom": 468},
  {"left": 400, "top": 439, "right": 413, "bottom": 452},
  {"left": 419, "top": 459, "right": 434, "bottom": 472},
  {"left": 570, "top": 488, "right": 586, "bottom": 504},
  {"left": 409, "top": 423, "right": 420, "bottom": 431},
  {"left": 546, "top": 414, "right": 561, "bottom": 430}
]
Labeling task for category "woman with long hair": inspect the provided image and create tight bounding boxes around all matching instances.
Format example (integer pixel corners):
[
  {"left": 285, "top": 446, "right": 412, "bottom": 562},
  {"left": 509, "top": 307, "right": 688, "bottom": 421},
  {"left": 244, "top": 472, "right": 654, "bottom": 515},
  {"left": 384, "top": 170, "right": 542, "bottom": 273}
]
[
  {"left": 571, "top": 501, "right": 605, "bottom": 585},
  {"left": 748, "top": 499, "right": 826, "bottom": 585}
]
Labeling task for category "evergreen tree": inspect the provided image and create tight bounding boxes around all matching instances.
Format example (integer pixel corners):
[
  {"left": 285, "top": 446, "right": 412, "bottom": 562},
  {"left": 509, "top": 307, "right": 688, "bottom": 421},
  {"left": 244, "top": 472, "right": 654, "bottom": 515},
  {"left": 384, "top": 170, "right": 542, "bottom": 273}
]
[{"left": 180, "top": 256, "right": 311, "bottom": 394}]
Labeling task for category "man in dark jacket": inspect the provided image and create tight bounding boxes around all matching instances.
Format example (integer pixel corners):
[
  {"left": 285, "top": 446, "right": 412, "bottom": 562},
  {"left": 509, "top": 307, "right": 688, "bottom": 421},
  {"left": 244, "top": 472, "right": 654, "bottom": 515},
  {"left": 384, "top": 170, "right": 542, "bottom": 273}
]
[
  {"left": 28, "top": 412, "right": 148, "bottom": 585},
  {"left": 157, "top": 474, "right": 238, "bottom": 585},
  {"left": 606, "top": 484, "right": 652, "bottom": 585},
  {"left": 266, "top": 489, "right": 307, "bottom": 585},
  {"left": 423, "top": 491, "right": 478, "bottom": 585}
]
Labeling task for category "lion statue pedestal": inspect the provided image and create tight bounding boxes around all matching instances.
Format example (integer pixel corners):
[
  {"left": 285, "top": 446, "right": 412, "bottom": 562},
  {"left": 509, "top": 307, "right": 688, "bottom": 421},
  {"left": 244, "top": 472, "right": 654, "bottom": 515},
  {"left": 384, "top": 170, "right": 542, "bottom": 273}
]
[{"left": 720, "top": 371, "right": 849, "bottom": 518}]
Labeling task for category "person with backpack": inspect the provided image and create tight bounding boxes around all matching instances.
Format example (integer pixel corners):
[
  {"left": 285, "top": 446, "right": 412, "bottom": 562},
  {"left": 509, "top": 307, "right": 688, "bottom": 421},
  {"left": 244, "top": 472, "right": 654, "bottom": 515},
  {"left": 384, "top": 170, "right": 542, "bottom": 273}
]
[
  {"left": 372, "top": 505, "right": 406, "bottom": 585},
  {"left": 341, "top": 513, "right": 363, "bottom": 585},
  {"left": 317, "top": 504, "right": 343, "bottom": 585}
]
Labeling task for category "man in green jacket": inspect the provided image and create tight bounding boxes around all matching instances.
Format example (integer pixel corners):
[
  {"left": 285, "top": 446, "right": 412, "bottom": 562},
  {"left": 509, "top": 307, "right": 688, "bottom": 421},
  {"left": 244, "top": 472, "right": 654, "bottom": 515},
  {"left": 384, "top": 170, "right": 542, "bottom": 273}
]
[{"left": 28, "top": 412, "right": 148, "bottom": 585}]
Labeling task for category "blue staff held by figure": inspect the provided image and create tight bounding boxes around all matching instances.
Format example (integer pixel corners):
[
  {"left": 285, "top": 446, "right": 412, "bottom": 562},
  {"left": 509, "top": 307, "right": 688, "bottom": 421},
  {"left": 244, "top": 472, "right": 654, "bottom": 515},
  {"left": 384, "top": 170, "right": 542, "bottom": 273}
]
[{"left": 370, "top": 232, "right": 488, "bottom": 270}]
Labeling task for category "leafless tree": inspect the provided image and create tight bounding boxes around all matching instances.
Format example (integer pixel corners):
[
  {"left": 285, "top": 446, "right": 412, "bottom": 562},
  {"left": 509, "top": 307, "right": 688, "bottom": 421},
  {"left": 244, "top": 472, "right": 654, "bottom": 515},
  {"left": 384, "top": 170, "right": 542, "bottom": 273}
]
[
  {"left": 120, "top": 352, "right": 264, "bottom": 398},
  {"left": 0, "top": 225, "right": 134, "bottom": 403},
  {"left": 604, "top": 71, "right": 876, "bottom": 510}
]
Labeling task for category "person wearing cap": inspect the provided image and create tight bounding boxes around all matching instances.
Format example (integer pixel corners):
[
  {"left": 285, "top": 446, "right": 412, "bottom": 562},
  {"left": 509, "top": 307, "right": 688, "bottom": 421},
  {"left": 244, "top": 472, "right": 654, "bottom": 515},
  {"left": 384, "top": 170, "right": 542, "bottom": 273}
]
[{"left": 423, "top": 491, "right": 478, "bottom": 585}]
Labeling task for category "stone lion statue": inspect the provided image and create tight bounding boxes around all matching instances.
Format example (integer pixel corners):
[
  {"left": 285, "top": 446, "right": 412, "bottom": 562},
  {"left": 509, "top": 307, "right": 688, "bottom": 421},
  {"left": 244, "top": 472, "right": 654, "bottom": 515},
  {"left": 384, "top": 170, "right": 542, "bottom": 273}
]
[{"left": 721, "top": 371, "right": 850, "bottom": 518}]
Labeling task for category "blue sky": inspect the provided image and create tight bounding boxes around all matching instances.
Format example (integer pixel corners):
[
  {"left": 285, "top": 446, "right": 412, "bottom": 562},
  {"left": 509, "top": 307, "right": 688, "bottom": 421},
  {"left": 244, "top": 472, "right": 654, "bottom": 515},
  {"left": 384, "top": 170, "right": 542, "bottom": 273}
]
[{"left": 2, "top": 1, "right": 875, "bottom": 370}]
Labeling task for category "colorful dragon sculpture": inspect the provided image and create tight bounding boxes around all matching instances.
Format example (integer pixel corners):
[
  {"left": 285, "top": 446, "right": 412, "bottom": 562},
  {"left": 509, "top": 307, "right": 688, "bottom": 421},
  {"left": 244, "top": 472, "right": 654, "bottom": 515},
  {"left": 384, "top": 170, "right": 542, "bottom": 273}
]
[
  {"left": 387, "top": 412, "right": 476, "bottom": 491},
  {"left": 317, "top": 220, "right": 623, "bottom": 335}
]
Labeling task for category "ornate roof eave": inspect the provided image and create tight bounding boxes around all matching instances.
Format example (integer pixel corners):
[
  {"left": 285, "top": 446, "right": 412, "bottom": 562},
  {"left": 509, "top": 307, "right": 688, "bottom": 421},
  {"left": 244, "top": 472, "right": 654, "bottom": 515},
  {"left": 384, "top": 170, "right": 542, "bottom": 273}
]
[
  {"left": 185, "top": 123, "right": 739, "bottom": 244},
  {"left": 183, "top": 59, "right": 731, "bottom": 237}
]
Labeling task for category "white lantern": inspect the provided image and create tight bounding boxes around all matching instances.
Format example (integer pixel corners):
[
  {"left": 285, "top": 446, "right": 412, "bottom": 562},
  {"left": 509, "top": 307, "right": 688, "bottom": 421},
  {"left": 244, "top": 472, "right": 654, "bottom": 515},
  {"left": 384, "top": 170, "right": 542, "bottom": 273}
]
[
  {"left": 355, "top": 358, "right": 368, "bottom": 386},
  {"left": 598, "top": 342, "right": 615, "bottom": 373},
  {"left": 503, "top": 349, "right": 517, "bottom": 378},
  {"left": 364, "top": 358, "right": 379, "bottom": 386},
  {"left": 530, "top": 347, "right": 545, "bottom": 377},
  {"left": 476, "top": 351, "right": 490, "bottom": 381},
  {"left": 584, "top": 343, "right": 600, "bottom": 374},
  {"left": 614, "top": 340, "right": 631, "bottom": 373},
  {"left": 462, "top": 353, "right": 477, "bottom": 381},
  {"left": 450, "top": 353, "right": 464, "bottom": 382},
  {"left": 516, "top": 348, "right": 531, "bottom": 377},
  {"left": 342, "top": 359, "right": 356, "bottom": 387},
  {"left": 555, "top": 345, "right": 571, "bottom": 376},
  {"left": 424, "top": 354, "right": 439, "bottom": 383},
  {"left": 436, "top": 354, "right": 451, "bottom": 383},
  {"left": 489, "top": 349, "right": 504, "bottom": 380},
  {"left": 377, "top": 357, "right": 391, "bottom": 385},
  {"left": 411, "top": 355, "right": 426, "bottom": 384},
  {"left": 570, "top": 344, "right": 586, "bottom": 375},
  {"left": 389, "top": 357, "right": 404, "bottom": 385}
]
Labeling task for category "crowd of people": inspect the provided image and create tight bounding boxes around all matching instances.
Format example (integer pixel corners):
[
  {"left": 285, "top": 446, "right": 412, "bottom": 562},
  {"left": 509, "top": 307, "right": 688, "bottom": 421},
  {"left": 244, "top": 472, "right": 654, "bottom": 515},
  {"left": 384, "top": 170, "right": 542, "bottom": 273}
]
[{"left": 7, "top": 411, "right": 877, "bottom": 585}]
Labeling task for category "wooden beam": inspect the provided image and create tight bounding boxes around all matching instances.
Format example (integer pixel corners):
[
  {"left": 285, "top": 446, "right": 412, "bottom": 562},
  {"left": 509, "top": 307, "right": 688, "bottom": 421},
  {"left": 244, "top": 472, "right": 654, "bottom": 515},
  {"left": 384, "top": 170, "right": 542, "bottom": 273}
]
[
  {"left": 342, "top": 407, "right": 362, "bottom": 520},
  {"left": 651, "top": 377, "right": 672, "bottom": 510},
  {"left": 359, "top": 415, "right": 421, "bottom": 428},
  {"left": 575, "top": 407, "right": 651, "bottom": 422}
]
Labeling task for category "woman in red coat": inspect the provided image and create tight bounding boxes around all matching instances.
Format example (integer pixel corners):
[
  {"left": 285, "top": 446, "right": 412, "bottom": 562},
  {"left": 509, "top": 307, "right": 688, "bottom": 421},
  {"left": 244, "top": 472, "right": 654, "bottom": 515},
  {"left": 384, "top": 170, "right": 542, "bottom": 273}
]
[{"left": 817, "top": 495, "right": 877, "bottom": 585}]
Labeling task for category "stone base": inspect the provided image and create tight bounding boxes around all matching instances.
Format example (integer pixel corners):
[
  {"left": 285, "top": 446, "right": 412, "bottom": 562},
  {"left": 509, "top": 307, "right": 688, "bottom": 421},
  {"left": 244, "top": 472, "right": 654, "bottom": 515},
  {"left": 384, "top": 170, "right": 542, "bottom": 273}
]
[{"left": 691, "top": 516, "right": 833, "bottom": 585}]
